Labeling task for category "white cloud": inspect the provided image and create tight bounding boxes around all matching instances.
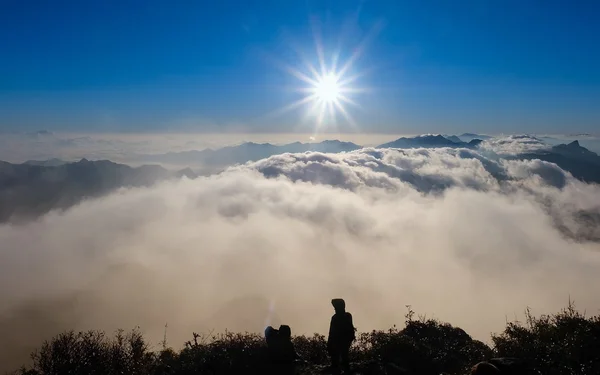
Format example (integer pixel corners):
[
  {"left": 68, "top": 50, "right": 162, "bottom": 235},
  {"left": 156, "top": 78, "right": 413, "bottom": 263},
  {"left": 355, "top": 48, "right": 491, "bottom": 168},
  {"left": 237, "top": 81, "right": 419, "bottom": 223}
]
[
  {"left": 1, "top": 147, "right": 600, "bottom": 370},
  {"left": 479, "top": 135, "right": 549, "bottom": 155}
]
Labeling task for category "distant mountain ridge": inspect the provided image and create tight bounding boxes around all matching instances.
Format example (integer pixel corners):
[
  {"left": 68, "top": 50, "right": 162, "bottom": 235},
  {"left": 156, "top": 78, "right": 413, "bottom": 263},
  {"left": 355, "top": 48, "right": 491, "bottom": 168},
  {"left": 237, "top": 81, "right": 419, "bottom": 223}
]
[
  {"left": 3, "top": 135, "right": 599, "bottom": 224},
  {"left": 137, "top": 136, "right": 487, "bottom": 167},
  {"left": 460, "top": 133, "right": 492, "bottom": 140},
  {"left": 0, "top": 159, "right": 196, "bottom": 223},
  {"left": 377, "top": 134, "right": 483, "bottom": 149},
  {"left": 517, "top": 140, "right": 600, "bottom": 183},
  {"left": 444, "top": 135, "right": 463, "bottom": 143},
  {"left": 23, "top": 158, "right": 67, "bottom": 167},
  {"left": 139, "top": 139, "right": 362, "bottom": 166}
]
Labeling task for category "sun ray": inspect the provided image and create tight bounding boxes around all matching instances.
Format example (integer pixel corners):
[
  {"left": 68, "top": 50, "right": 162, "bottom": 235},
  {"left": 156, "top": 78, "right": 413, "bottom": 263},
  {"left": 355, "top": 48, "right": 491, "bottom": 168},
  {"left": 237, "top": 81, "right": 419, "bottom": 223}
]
[
  {"left": 336, "top": 68, "right": 376, "bottom": 87},
  {"left": 267, "top": 15, "right": 380, "bottom": 132},
  {"left": 306, "top": 63, "right": 321, "bottom": 82},
  {"left": 284, "top": 66, "right": 320, "bottom": 87},
  {"left": 336, "top": 20, "right": 384, "bottom": 78},
  {"left": 264, "top": 93, "right": 319, "bottom": 118},
  {"left": 317, "top": 101, "right": 327, "bottom": 126},
  {"left": 337, "top": 95, "right": 360, "bottom": 108},
  {"left": 310, "top": 16, "right": 328, "bottom": 77},
  {"left": 306, "top": 100, "right": 322, "bottom": 119},
  {"left": 331, "top": 50, "right": 340, "bottom": 73},
  {"left": 328, "top": 101, "right": 336, "bottom": 125},
  {"left": 281, "top": 32, "right": 325, "bottom": 81},
  {"left": 333, "top": 100, "right": 357, "bottom": 128},
  {"left": 336, "top": 74, "right": 360, "bottom": 87},
  {"left": 339, "top": 86, "right": 370, "bottom": 94},
  {"left": 260, "top": 50, "right": 322, "bottom": 87}
]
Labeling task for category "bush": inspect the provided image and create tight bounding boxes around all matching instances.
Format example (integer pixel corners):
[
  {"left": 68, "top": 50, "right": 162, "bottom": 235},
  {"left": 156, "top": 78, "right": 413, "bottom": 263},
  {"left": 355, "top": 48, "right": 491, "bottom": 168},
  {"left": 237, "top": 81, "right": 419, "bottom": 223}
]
[
  {"left": 348, "top": 307, "right": 493, "bottom": 375},
  {"left": 14, "top": 328, "right": 155, "bottom": 375},
  {"left": 492, "top": 302, "right": 600, "bottom": 375},
  {"left": 9, "top": 304, "right": 600, "bottom": 375}
]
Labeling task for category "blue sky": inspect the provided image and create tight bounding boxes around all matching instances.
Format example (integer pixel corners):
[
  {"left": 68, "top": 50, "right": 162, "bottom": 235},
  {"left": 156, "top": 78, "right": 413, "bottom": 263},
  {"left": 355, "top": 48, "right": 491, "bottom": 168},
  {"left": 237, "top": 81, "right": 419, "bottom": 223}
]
[{"left": 1, "top": 0, "right": 598, "bottom": 134}]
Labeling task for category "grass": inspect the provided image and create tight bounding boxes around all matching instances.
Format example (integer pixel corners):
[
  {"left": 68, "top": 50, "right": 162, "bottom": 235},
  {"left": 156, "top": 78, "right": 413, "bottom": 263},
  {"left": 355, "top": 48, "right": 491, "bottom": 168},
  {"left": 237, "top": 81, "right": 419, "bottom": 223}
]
[{"left": 9, "top": 302, "right": 600, "bottom": 375}]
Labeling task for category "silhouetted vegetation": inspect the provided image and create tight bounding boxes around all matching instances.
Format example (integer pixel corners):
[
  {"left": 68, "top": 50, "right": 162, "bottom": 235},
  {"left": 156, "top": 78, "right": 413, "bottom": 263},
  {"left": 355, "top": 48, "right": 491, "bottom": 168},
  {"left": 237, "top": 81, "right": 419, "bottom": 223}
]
[{"left": 9, "top": 303, "right": 600, "bottom": 374}]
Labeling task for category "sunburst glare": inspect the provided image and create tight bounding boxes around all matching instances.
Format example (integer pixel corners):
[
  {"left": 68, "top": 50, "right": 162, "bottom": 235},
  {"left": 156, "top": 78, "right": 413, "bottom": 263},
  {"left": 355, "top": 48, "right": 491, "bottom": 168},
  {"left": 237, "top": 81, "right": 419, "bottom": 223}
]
[
  {"left": 314, "top": 73, "right": 340, "bottom": 103},
  {"left": 265, "top": 16, "right": 383, "bottom": 135},
  {"left": 289, "top": 52, "right": 365, "bottom": 131}
]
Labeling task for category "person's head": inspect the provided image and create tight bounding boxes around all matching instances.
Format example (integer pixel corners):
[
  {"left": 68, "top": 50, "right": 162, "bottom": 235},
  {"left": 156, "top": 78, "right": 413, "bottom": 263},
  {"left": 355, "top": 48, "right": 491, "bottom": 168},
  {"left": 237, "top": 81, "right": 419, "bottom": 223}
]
[
  {"left": 265, "top": 326, "right": 278, "bottom": 341},
  {"left": 470, "top": 362, "right": 501, "bottom": 375},
  {"left": 278, "top": 325, "right": 291, "bottom": 340},
  {"left": 331, "top": 298, "right": 346, "bottom": 313}
]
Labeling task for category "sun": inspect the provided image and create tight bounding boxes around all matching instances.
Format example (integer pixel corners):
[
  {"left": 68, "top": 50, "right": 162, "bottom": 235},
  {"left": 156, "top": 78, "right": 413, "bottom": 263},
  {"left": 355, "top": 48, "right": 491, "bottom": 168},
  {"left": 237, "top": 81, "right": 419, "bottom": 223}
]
[
  {"left": 294, "top": 65, "right": 361, "bottom": 129},
  {"left": 265, "top": 16, "right": 382, "bottom": 132},
  {"left": 314, "top": 73, "right": 341, "bottom": 103},
  {"left": 268, "top": 62, "right": 361, "bottom": 130}
]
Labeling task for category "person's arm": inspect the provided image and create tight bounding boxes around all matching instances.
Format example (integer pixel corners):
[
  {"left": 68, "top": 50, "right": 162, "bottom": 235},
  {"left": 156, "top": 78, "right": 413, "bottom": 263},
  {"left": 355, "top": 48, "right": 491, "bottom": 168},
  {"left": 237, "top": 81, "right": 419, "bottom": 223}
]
[
  {"left": 346, "top": 313, "right": 356, "bottom": 340},
  {"left": 327, "top": 316, "right": 335, "bottom": 347}
]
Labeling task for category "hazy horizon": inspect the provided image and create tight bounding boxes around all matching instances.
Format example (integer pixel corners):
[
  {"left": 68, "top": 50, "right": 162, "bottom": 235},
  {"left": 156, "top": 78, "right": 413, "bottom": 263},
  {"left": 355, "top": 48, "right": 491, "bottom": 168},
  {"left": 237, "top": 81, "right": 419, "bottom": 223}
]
[{"left": 2, "top": 131, "right": 600, "bottom": 164}]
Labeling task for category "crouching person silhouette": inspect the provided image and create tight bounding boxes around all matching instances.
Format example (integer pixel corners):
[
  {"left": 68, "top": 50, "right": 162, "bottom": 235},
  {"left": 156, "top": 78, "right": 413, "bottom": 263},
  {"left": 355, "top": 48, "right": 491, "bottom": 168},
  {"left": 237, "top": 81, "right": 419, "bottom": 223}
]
[
  {"left": 265, "top": 324, "right": 302, "bottom": 374},
  {"left": 327, "top": 298, "right": 356, "bottom": 375}
]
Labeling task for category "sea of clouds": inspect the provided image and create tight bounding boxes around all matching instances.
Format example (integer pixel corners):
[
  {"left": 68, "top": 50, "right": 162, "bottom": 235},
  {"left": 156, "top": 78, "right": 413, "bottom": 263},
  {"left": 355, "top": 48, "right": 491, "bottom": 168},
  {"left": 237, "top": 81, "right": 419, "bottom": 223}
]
[{"left": 1, "top": 143, "right": 600, "bottom": 370}]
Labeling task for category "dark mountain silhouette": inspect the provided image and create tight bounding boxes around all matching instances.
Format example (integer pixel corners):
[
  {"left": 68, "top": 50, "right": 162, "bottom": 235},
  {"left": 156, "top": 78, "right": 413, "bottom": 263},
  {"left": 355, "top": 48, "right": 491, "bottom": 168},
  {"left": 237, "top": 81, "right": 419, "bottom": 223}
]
[
  {"left": 552, "top": 140, "right": 598, "bottom": 158},
  {"left": 460, "top": 133, "right": 492, "bottom": 140},
  {"left": 139, "top": 140, "right": 362, "bottom": 166},
  {"left": 468, "top": 139, "right": 484, "bottom": 147},
  {"left": 0, "top": 159, "right": 197, "bottom": 223},
  {"left": 377, "top": 135, "right": 482, "bottom": 149},
  {"left": 516, "top": 141, "right": 600, "bottom": 183},
  {"left": 444, "top": 135, "right": 463, "bottom": 143},
  {"left": 378, "top": 135, "right": 459, "bottom": 148}
]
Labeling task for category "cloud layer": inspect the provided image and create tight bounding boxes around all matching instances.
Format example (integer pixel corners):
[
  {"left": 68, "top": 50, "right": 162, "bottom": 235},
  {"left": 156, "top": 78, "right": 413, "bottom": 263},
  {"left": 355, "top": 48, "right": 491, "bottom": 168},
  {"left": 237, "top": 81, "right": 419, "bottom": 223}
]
[
  {"left": 479, "top": 135, "right": 550, "bottom": 155},
  {"left": 1, "top": 146, "right": 600, "bottom": 370}
]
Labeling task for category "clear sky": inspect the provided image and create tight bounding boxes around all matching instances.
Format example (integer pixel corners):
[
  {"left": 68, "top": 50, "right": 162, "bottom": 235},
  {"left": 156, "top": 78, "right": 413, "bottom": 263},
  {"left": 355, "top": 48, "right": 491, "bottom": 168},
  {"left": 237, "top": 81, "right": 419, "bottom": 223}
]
[{"left": 1, "top": 0, "right": 599, "bottom": 134}]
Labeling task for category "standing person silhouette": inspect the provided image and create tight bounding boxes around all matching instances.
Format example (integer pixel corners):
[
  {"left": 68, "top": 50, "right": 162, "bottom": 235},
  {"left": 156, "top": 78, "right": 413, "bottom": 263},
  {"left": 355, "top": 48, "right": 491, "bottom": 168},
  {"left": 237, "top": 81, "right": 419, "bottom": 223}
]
[{"left": 327, "top": 298, "right": 356, "bottom": 374}]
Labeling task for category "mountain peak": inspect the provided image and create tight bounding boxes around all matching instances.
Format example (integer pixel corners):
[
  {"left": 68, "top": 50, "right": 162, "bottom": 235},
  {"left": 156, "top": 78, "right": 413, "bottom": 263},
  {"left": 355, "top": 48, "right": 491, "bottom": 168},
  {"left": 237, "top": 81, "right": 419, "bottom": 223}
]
[
  {"left": 416, "top": 134, "right": 444, "bottom": 139},
  {"left": 175, "top": 167, "right": 197, "bottom": 179},
  {"left": 377, "top": 135, "right": 472, "bottom": 149},
  {"left": 551, "top": 140, "right": 598, "bottom": 158},
  {"left": 444, "top": 135, "right": 463, "bottom": 143}
]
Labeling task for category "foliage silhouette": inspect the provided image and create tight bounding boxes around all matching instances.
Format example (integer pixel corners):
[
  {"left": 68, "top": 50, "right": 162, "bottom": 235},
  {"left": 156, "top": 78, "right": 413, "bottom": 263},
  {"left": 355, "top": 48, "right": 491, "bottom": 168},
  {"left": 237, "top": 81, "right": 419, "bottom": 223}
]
[{"left": 8, "top": 303, "right": 600, "bottom": 375}]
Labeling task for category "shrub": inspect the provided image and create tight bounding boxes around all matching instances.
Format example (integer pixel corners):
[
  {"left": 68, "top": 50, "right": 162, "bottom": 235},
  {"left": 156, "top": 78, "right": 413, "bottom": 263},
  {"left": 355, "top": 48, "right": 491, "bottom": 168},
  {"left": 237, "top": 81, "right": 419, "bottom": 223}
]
[
  {"left": 492, "top": 302, "right": 600, "bottom": 375},
  {"left": 9, "top": 304, "right": 600, "bottom": 375}
]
